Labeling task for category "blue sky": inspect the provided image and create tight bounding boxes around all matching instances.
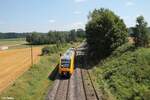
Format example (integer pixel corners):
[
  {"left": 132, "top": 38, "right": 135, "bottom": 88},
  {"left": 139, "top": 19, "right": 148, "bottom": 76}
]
[{"left": 0, "top": 0, "right": 149, "bottom": 32}]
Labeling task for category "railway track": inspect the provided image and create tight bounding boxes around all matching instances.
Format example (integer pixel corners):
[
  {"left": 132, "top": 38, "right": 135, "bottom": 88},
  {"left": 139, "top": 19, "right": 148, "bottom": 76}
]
[
  {"left": 46, "top": 46, "right": 101, "bottom": 100},
  {"left": 54, "top": 78, "right": 70, "bottom": 100},
  {"left": 80, "top": 54, "right": 100, "bottom": 100}
]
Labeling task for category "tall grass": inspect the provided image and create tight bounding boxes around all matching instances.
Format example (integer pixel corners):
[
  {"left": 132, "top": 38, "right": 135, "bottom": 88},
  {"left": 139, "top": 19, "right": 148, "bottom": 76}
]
[{"left": 92, "top": 43, "right": 150, "bottom": 100}]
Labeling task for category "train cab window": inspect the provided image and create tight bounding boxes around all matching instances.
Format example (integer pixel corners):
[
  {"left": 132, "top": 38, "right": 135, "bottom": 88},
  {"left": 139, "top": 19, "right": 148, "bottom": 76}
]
[{"left": 61, "top": 59, "right": 70, "bottom": 67}]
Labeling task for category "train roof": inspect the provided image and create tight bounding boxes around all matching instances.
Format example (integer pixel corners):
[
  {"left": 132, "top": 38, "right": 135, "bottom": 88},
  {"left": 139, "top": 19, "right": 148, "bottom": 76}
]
[{"left": 61, "top": 48, "right": 75, "bottom": 60}]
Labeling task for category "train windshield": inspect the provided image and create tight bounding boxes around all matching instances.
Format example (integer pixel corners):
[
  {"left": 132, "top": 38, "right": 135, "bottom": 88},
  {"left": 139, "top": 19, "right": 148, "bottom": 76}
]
[{"left": 61, "top": 59, "right": 70, "bottom": 67}]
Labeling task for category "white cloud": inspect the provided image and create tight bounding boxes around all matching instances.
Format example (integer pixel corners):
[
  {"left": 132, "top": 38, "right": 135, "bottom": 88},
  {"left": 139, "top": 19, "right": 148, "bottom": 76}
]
[
  {"left": 74, "top": 0, "right": 86, "bottom": 3},
  {"left": 122, "top": 16, "right": 130, "bottom": 20},
  {"left": 52, "top": 22, "right": 85, "bottom": 31},
  {"left": 72, "top": 22, "right": 83, "bottom": 27},
  {"left": 49, "top": 19, "right": 55, "bottom": 23},
  {"left": 126, "top": 1, "right": 134, "bottom": 6},
  {"left": 70, "top": 22, "right": 85, "bottom": 29},
  {"left": 73, "top": 11, "right": 82, "bottom": 15}
]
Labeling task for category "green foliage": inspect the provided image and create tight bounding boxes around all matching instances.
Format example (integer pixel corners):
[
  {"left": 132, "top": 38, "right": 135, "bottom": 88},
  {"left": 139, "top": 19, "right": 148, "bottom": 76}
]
[
  {"left": 42, "top": 43, "right": 64, "bottom": 55},
  {"left": 47, "top": 31, "right": 69, "bottom": 44},
  {"left": 26, "top": 30, "right": 85, "bottom": 45},
  {"left": 0, "top": 33, "right": 27, "bottom": 39},
  {"left": 112, "top": 43, "right": 135, "bottom": 57},
  {"left": 86, "top": 8, "right": 128, "bottom": 60},
  {"left": 69, "top": 29, "right": 77, "bottom": 41},
  {"left": 76, "top": 28, "right": 85, "bottom": 38},
  {"left": 26, "top": 32, "right": 50, "bottom": 45},
  {"left": 93, "top": 43, "right": 150, "bottom": 100},
  {"left": 132, "top": 16, "right": 150, "bottom": 47},
  {"left": 128, "top": 27, "right": 135, "bottom": 36}
]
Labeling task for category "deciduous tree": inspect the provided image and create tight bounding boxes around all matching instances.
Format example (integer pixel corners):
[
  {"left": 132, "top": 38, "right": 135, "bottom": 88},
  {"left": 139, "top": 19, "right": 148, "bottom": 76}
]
[
  {"left": 132, "top": 16, "right": 150, "bottom": 47},
  {"left": 86, "top": 8, "right": 128, "bottom": 60}
]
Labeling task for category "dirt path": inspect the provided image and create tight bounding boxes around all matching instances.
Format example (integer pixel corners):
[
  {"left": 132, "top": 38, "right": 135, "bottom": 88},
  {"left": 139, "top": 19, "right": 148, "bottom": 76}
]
[{"left": 0, "top": 47, "right": 41, "bottom": 93}]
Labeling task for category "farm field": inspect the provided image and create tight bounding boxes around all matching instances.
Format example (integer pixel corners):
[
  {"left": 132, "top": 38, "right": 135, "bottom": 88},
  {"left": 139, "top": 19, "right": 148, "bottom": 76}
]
[
  {"left": 0, "top": 47, "right": 41, "bottom": 93},
  {"left": 0, "top": 38, "right": 26, "bottom": 46},
  {"left": 0, "top": 43, "right": 79, "bottom": 100},
  {"left": 0, "top": 38, "right": 30, "bottom": 50}
]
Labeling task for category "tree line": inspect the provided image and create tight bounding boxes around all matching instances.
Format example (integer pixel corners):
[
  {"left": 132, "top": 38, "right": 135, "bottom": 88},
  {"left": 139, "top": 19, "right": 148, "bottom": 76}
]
[
  {"left": 0, "top": 32, "right": 28, "bottom": 39},
  {"left": 26, "top": 29, "right": 85, "bottom": 45}
]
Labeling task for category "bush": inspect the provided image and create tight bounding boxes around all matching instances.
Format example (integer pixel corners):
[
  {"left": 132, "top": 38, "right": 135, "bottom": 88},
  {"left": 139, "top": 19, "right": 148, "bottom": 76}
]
[
  {"left": 112, "top": 43, "right": 135, "bottom": 57},
  {"left": 42, "top": 46, "right": 51, "bottom": 55},
  {"left": 42, "top": 45, "right": 60, "bottom": 55}
]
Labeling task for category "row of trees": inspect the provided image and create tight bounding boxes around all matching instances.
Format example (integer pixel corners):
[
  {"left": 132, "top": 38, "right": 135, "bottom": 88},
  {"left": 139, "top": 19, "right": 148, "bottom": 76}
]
[
  {"left": 0, "top": 32, "right": 27, "bottom": 39},
  {"left": 26, "top": 29, "right": 85, "bottom": 45}
]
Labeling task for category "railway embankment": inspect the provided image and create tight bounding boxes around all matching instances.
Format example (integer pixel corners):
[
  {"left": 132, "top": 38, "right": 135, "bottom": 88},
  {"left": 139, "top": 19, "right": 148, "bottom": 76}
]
[{"left": 90, "top": 43, "right": 150, "bottom": 100}]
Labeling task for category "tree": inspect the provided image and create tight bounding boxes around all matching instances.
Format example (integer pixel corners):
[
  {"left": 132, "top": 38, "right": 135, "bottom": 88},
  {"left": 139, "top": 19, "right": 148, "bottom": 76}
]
[
  {"left": 86, "top": 8, "right": 128, "bottom": 60},
  {"left": 76, "top": 28, "right": 85, "bottom": 38},
  {"left": 69, "top": 29, "right": 77, "bottom": 41},
  {"left": 132, "top": 16, "right": 150, "bottom": 47}
]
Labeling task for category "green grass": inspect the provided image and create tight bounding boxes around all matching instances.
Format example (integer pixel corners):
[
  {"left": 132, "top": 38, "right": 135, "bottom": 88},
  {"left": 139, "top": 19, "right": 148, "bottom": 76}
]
[
  {"left": 0, "top": 38, "right": 27, "bottom": 46},
  {"left": 0, "top": 38, "right": 30, "bottom": 50},
  {"left": 0, "top": 38, "right": 46, "bottom": 50},
  {"left": 0, "top": 42, "right": 79, "bottom": 100},
  {"left": 91, "top": 43, "right": 150, "bottom": 100}
]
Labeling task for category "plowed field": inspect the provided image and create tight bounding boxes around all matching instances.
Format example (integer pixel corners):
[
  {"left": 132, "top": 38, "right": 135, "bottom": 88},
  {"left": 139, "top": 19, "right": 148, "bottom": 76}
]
[{"left": 0, "top": 47, "right": 41, "bottom": 93}]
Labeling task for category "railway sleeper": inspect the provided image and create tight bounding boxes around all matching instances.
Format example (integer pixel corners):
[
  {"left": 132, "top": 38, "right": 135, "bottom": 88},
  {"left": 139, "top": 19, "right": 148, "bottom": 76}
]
[{"left": 82, "top": 69, "right": 98, "bottom": 100}]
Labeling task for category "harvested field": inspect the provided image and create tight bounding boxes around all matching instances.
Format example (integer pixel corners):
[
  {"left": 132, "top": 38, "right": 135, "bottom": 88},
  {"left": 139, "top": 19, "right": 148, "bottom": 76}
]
[{"left": 0, "top": 47, "right": 41, "bottom": 93}]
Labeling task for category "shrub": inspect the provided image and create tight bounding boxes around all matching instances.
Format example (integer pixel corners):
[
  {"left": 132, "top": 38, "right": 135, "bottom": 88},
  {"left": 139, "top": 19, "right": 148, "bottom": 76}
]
[{"left": 42, "top": 45, "right": 61, "bottom": 55}]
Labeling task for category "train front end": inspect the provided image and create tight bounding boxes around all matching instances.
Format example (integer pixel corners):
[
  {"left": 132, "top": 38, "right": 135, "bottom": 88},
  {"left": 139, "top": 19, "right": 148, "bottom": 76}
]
[
  {"left": 59, "top": 48, "right": 75, "bottom": 77},
  {"left": 59, "top": 59, "right": 71, "bottom": 76}
]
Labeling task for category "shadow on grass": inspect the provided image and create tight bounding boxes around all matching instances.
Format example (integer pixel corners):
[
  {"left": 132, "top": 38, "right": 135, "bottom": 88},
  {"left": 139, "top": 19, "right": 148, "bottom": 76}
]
[
  {"left": 48, "top": 64, "right": 70, "bottom": 81},
  {"left": 76, "top": 43, "right": 137, "bottom": 69},
  {"left": 48, "top": 64, "right": 59, "bottom": 81}
]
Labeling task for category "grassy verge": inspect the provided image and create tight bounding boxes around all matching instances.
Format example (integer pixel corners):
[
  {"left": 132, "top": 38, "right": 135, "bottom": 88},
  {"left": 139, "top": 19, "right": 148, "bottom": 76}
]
[
  {"left": 0, "top": 42, "right": 79, "bottom": 100},
  {"left": 91, "top": 43, "right": 150, "bottom": 100}
]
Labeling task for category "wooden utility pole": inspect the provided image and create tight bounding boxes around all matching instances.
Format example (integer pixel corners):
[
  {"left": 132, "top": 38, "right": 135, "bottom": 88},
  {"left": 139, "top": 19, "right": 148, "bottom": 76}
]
[
  {"left": 30, "top": 34, "right": 33, "bottom": 66},
  {"left": 31, "top": 44, "right": 33, "bottom": 66}
]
